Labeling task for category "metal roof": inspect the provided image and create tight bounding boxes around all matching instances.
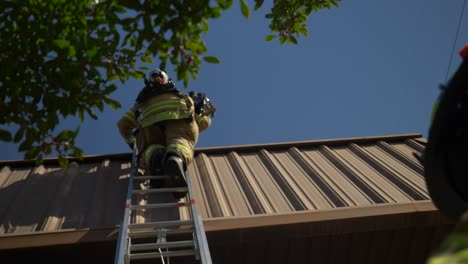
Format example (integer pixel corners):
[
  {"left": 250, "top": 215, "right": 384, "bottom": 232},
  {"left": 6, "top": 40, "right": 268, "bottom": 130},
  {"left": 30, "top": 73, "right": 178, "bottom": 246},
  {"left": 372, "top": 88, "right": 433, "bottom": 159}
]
[
  {"left": 191, "top": 134, "right": 428, "bottom": 220},
  {"left": 0, "top": 133, "right": 453, "bottom": 256}
]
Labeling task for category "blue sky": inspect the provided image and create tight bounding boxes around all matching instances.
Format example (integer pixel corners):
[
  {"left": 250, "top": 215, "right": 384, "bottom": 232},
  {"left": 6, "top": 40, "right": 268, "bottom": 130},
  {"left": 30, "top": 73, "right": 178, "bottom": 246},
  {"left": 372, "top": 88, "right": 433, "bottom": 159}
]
[{"left": 1, "top": 0, "right": 468, "bottom": 161}]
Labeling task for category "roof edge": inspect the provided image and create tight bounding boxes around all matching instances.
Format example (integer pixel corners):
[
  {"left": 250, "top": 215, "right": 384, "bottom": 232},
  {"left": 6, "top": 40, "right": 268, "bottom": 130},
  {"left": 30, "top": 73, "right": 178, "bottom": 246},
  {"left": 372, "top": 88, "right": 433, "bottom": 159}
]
[
  {"left": 0, "top": 201, "right": 450, "bottom": 250},
  {"left": 203, "top": 200, "right": 448, "bottom": 232},
  {"left": 0, "top": 133, "right": 423, "bottom": 167},
  {"left": 195, "top": 133, "right": 423, "bottom": 154}
]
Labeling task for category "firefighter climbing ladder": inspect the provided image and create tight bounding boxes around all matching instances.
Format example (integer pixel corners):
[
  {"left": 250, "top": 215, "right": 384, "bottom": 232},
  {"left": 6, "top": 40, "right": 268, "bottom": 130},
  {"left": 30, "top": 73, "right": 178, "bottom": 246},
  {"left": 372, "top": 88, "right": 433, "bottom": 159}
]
[{"left": 114, "top": 146, "right": 212, "bottom": 264}]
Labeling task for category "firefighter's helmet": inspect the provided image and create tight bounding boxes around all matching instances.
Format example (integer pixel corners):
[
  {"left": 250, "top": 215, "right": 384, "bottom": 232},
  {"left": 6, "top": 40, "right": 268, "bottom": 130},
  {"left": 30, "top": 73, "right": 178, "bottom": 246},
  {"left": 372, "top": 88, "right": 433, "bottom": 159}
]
[{"left": 147, "top": 69, "right": 170, "bottom": 87}]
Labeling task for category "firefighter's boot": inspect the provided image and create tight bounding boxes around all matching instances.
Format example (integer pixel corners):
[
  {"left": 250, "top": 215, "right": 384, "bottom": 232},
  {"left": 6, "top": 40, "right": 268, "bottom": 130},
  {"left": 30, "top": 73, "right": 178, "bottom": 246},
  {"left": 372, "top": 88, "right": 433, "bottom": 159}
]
[
  {"left": 148, "top": 148, "right": 166, "bottom": 188},
  {"left": 164, "top": 154, "right": 188, "bottom": 199}
]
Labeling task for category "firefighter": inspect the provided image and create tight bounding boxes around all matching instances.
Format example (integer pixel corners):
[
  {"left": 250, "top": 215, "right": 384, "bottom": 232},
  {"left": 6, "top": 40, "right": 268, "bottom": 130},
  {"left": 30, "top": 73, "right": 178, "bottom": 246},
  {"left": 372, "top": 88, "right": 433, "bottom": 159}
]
[
  {"left": 425, "top": 45, "right": 468, "bottom": 263},
  {"left": 117, "top": 69, "right": 215, "bottom": 198}
]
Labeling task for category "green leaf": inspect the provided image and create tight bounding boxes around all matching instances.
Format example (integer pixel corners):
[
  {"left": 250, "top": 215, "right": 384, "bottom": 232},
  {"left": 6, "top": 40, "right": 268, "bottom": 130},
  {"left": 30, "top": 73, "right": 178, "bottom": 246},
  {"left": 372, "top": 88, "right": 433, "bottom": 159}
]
[
  {"left": 265, "top": 35, "right": 276, "bottom": 42},
  {"left": 86, "top": 46, "right": 98, "bottom": 60},
  {"left": 217, "top": 0, "right": 227, "bottom": 9},
  {"left": 53, "top": 39, "right": 70, "bottom": 49},
  {"left": 87, "top": 109, "right": 98, "bottom": 119},
  {"left": 72, "top": 146, "right": 84, "bottom": 159},
  {"left": 25, "top": 146, "right": 41, "bottom": 160},
  {"left": 104, "top": 84, "right": 118, "bottom": 93},
  {"left": 141, "top": 55, "right": 153, "bottom": 63},
  {"left": 130, "top": 71, "right": 145, "bottom": 79},
  {"left": 217, "top": 0, "right": 234, "bottom": 9},
  {"left": 0, "top": 129, "right": 12, "bottom": 141},
  {"left": 114, "top": 66, "right": 126, "bottom": 82},
  {"left": 201, "top": 19, "right": 209, "bottom": 32},
  {"left": 280, "top": 35, "right": 286, "bottom": 45},
  {"left": 14, "top": 128, "right": 25, "bottom": 143},
  {"left": 240, "top": 0, "right": 250, "bottom": 18},
  {"left": 56, "top": 130, "right": 72, "bottom": 141},
  {"left": 79, "top": 110, "right": 84, "bottom": 122},
  {"left": 68, "top": 45, "right": 76, "bottom": 57},
  {"left": 103, "top": 97, "right": 121, "bottom": 110},
  {"left": 203, "top": 56, "right": 220, "bottom": 64},
  {"left": 108, "top": 74, "right": 118, "bottom": 81},
  {"left": 183, "top": 73, "right": 189, "bottom": 87},
  {"left": 254, "top": 0, "right": 264, "bottom": 10},
  {"left": 300, "top": 27, "right": 308, "bottom": 37},
  {"left": 289, "top": 36, "right": 298, "bottom": 44},
  {"left": 19, "top": 140, "right": 30, "bottom": 152},
  {"left": 74, "top": 126, "right": 81, "bottom": 137}
]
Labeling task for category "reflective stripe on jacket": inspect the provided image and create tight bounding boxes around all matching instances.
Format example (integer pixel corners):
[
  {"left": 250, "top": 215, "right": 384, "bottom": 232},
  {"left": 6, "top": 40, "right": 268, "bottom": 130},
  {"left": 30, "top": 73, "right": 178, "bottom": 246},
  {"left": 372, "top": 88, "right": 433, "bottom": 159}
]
[
  {"left": 117, "top": 92, "right": 196, "bottom": 144},
  {"left": 138, "top": 93, "right": 193, "bottom": 127}
]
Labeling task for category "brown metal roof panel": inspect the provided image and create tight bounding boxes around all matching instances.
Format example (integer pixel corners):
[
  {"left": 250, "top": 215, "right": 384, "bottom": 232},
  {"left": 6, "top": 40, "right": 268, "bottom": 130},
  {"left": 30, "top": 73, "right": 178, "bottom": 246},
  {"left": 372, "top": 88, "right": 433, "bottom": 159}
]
[
  {"left": 302, "top": 148, "right": 373, "bottom": 207},
  {"left": 84, "top": 160, "right": 116, "bottom": 229},
  {"left": 271, "top": 150, "right": 333, "bottom": 210},
  {"left": 226, "top": 152, "right": 274, "bottom": 215},
  {"left": 362, "top": 145, "right": 429, "bottom": 199},
  {"left": 260, "top": 150, "right": 317, "bottom": 211},
  {"left": 332, "top": 146, "right": 411, "bottom": 204},
  {"left": 209, "top": 155, "right": 253, "bottom": 217},
  {"left": 60, "top": 163, "right": 100, "bottom": 230},
  {"left": 286, "top": 147, "right": 339, "bottom": 208},
  {"left": 287, "top": 148, "right": 349, "bottom": 208},
  {"left": 187, "top": 161, "right": 211, "bottom": 218},
  {"left": 377, "top": 141, "right": 424, "bottom": 175},
  {"left": 320, "top": 145, "right": 391, "bottom": 205},
  {"left": 40, "top": 165, "right": 80, "bottom": 232},
  {"left": 373, "top": 143, "right": 425, "bottom": 182},
  {"left": 405, "top": 138, "right": 426, "bottom": 152},
  {"left": 0, "top": 167, "right": 50, "bottom": 234},
  {"left": 0, "top": 166, "right": 12, "bottom": 187},
  {"left": 0, "top": 134, "right": 433, "bottom": 243},
  {"left": 348, "top": 143, "right": 427, "bottom": 201},
  {"left": 194, "top": 153, "right": 234, "bottom": 217},
  {"left": 101, "top": 161, "right": 129, "bottom": 227},
  {"left": 0, "top": 160, "right": 130, "bottom": 235},
  {"left": 228, "top": 152, "right": 294, "bottom": 214},
  {"left": 0, "top": 167, "right": 28, "bottom": 234}
]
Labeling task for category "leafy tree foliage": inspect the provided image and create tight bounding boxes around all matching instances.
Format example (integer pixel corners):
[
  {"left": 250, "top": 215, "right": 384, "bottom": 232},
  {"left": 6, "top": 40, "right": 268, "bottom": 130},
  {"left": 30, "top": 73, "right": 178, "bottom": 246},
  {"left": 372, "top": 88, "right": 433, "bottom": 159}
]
[{"left": 0, "top": 0, "right": 340, "bottom": 166}]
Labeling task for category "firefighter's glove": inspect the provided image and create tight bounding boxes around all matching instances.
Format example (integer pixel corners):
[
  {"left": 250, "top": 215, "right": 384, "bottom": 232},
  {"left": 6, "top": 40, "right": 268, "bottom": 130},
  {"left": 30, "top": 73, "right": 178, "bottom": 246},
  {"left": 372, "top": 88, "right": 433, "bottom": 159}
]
[{"left": 189, "top": 92, "right": 205, "bottom": 115}]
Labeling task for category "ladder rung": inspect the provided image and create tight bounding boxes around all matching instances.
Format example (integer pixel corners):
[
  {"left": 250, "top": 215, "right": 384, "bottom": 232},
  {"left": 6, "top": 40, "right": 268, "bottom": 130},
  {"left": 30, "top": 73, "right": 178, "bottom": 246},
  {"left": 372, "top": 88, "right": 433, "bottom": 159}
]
[
  {"left": 133, "top": 176, "right": 170, "bottom": 181},
  {"left": 129, "top": 220, "right": 194, "bottom": 229},
  {"left": 130, "top": 202, "right": 190, "bottom": 210},
  {"left": 129, "top": 228, "right": 194, "bottom": 238},
  {"left": 132, "top": 187, "right": 188, "bottom": 195},
  {"left": 131, "top": 240, "right": 194, "bottom": 251},
  {"left": 129, "top": 249, "right": 196, "bottom": 260}
]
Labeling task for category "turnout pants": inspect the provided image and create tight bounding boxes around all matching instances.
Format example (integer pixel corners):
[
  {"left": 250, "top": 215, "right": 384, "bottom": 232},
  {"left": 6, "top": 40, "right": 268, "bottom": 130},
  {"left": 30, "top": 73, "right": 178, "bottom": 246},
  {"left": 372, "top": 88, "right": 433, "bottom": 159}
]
[{"left": 137, "top": 118, "right": 200, "bottom": 169}]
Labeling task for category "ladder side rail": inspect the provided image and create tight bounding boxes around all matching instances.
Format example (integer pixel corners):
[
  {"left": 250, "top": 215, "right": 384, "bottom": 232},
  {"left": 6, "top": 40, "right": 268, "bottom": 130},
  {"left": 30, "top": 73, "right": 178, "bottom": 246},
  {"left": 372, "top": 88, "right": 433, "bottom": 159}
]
[
  {"left": 185, "top": 171, "right": 213, "bottom": 264},
  {"left": 114, "top": 146, "right": 139, "bottom": 264}
]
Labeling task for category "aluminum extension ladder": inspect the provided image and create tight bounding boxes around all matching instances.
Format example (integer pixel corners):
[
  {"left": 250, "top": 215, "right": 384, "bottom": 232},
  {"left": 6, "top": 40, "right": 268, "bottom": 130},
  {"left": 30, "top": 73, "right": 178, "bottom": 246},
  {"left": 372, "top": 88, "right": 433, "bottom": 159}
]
[{"left": 114, "top": 145, "right": 212, "bottom": 264}]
